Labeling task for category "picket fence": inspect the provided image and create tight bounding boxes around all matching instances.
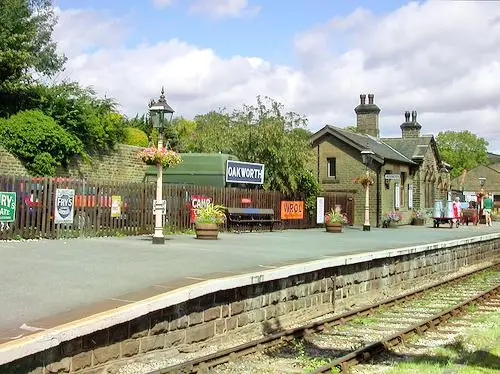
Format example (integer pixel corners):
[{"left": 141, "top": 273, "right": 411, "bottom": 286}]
[{"left": 0, "top": 175, "right": 354, "bottom": 240}]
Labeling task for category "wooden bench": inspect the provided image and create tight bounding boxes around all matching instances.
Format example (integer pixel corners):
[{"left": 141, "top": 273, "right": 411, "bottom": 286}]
[{"left": 226, "top": 208, "right": 281, "bottom": 232}]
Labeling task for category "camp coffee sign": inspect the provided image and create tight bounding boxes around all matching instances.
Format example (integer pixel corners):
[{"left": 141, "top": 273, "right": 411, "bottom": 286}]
[
  {"left": 55, "top": 188, "right": 75, "bottom": 224},
  {"left": 0, "top": 192, "right": 16, "bottom": 222},
  {"left": 225, "top": 160, "right": 265, "bottom": 185}
]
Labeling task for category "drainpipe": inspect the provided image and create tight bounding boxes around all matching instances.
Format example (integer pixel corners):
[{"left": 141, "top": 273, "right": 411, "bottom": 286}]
[{"left": 376, "top": 165, "right": 381, "bottom": 227}]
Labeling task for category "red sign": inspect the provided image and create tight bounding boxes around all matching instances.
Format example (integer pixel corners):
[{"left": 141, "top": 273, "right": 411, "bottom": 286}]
[
  {"left": 280, "top": 201, "right": 304, "bottom": 220},
  {"left": 241, "top": 198, "right": 252, "bottom": 204},
  {"left": 190, "top": 195, "right": 212, "bottom": 223}
]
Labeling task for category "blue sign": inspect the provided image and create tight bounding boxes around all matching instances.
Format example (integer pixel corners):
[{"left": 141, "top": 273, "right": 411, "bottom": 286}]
[{"left": 225, "top": 160, "right": 265, "bottom": 185}]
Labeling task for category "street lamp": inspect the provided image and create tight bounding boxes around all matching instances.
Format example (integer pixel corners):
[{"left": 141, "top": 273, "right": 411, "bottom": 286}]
[
  {"left": 149, "top": 87, "right": 175, "bottom": 245},
  {"left": 361, "top": 150, "right": 374, "bottom": 232}
]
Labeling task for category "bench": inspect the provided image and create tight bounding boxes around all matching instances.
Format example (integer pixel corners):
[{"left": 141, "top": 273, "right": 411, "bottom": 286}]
[{"left": 226, "top": 208, "right": 281, "bottom": 232}]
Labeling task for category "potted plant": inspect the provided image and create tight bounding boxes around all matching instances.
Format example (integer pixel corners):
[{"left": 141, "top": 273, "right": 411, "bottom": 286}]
[
  {"left": 324, "top": 208, "right": 349, "bottom": 233},
  {"left": 194, "top": 203, "right": 226, "bottom": 240},
  {"left": 411, "top": 208, "right": 428, "bottom": 226},
  {"left": 137, "top": 146, "right": 182, "bottom": 167},
  {"left": 382, "top": 211, "right": 403, "bottom": 228}
]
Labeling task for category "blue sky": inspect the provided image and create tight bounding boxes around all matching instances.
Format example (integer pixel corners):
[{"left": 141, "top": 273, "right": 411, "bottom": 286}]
[
  {"left": 55, "top": 0, "right": 411, "bottom": 65},
  {"left": 52, "top": 1, "right": 500, "bottom": 153}
]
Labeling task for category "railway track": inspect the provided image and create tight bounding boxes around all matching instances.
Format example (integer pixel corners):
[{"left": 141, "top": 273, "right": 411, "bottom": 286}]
[{"left": 148, "top": 264, "right": 499, "bottom": 374}]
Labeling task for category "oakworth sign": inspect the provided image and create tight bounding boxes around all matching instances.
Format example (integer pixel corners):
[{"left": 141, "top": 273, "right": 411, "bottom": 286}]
[{"left": 225, "top": 160, "right": 265, "bottom": 185}]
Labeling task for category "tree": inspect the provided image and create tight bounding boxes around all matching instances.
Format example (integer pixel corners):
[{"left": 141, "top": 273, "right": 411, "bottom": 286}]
[
  {"left": 31, "top": 82, "right": 125, "bottom": 154},
  {"left": 0, "top": 0, "right": 65, "bottom": 87},
  {"left": 436, "top": 130, "right": 489, "bottom": 178},
  {"left": 0, "top": 110, "right": 85, "bottom": 175},
  {"left": 182, "top": 96, "right": 318, "bottom": 205}
]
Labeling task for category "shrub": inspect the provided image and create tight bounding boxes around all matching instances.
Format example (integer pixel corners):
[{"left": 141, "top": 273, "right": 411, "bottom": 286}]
[
  {"left": 123, "top": 126, "right": 149, "bottom": 147},
  {"left": 0, "top": 110, "right": 85, "bottom": 176}
]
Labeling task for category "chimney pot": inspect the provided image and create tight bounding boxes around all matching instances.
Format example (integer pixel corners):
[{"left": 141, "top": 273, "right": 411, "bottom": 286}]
[
  {"left": 368, "top": 93, "right": 374, "bottom": 104},
  {"left": 360, "top": 94, "right": 366, "bottom": 105},
  {"left": 405, "top": 111, "right": 410, "bottom": 122},
  {"left": 411, "top": 110, "right": 417, "bottom": 122}
]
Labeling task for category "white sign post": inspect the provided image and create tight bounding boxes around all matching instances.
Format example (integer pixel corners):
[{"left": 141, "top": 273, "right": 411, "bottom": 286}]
[
  {"left": 55, "top": 189, "right": 75, "bottom": 224},
  {"left": 316, "top": 197, "right": 325, "bottom": 224}
]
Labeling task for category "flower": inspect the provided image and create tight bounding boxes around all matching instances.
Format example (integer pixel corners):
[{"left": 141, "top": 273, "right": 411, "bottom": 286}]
[
  {"left": 384, "top": 211, "right": 403, "bottom": 222},
  {"left": 412, "top": 208, "right": 430, "bottom": 219},
  {"left": 353, "top": 173, "right": 375, "bottom": 188},
  {"left": 138, "top": 146, "right": 182, "bottom": 167},
  {"left": 194, "top": 203, "right": 227, "bottom": 225},
  {"left": 325, "top": 208, "right": 349, "bottom": 225}
]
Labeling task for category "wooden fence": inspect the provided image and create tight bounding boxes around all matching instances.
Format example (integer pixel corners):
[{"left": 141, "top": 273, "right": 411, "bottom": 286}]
[{"left": 0, "top": 176, "right": 354, "bottom": 240}]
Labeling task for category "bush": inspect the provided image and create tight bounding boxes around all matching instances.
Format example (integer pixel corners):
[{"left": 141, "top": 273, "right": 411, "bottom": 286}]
[
  {"left": 123, "top": 126, "right": 149, "bottom": 147},
  {"left": 0, "top": 110, "right": 85, "bottom": 176}
]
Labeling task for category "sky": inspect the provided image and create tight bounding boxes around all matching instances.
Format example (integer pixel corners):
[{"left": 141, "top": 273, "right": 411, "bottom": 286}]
[{"left": 52, "top": 0, "right": 500, "bottom": 154}]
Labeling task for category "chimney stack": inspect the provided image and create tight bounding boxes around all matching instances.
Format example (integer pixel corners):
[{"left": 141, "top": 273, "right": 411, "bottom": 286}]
[
  {"left": 354, "top": 93, "right": 380, "bottom": 138},
  {"left": 400, "top": 110, "right": 422, "bottom": 138}
]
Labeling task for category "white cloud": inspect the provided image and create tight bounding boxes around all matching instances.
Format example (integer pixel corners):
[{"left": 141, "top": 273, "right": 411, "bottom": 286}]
[
  {"left": 152, "top": 0, "right": 174, "bottom": 8},
  {"left": 52, "top": 1, "right": 500, "bottom": 153},
  {"left": 189, "top": 0, "right": 261, "bottom": 19}
]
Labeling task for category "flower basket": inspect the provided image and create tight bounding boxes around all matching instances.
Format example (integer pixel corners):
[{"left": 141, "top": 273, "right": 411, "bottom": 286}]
[
  {"left": 138, "top": 146, "right": 182, "bottom": 167},
  {"left": 382, "top": 211, "right": 403, "bottom": 228},
  {"left": 353, "top": 173, "right": 375, "bottom": 188},
  {"left": 194, "top": 203, "right": 226, "bottom": 240},
  {"left": 324, "top": 208, "right": 348, "bottom": 233}
]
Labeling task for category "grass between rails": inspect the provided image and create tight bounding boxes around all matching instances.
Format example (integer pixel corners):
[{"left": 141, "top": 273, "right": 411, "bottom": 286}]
[{"left": 386, "top": 310, "right": 500, "bottom": 373}]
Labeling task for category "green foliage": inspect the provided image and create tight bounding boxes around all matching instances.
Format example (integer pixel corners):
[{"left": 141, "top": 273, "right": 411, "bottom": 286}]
[
  {"left": 0, "top": 0, "right": 65, "bottom": 88},
  {"left": 436, "top": 131, "right": 489, "bottom": 178},
  {"left": 172, "top": 117, "right": 197, "bottom": 151},
  {"left": 297, "top": 169, "right": 321, "bottom": 214},
  {"left": 0, "top": 110, "right": 85, "bottom": 175},
  {"left": 184, "top": 97, "right": 315, "bottom": 200},
  {"left": 123, "top": 126, "right": 149, "bottom": 147},
  {"left": 343, "top": 125, "right": 359, "bottom": 133},
  {"left": 31, "top": 82, "right": 126, "bottom": 154},
  {"left": 124, "top": 114, "right": 149, "bottom": 134},
  {"left": 194, "top": 203, "right": 226, "bottom": 225}
]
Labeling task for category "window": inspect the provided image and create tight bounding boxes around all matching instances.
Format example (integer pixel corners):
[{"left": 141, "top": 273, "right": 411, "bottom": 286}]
[{"left": 327, "top": 158, "right": 336, "bottom": 178}]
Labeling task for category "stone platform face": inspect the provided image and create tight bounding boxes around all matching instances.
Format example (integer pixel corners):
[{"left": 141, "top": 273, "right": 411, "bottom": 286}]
[{"left": 0, "top": 225, "right": 499, "bottom": 371}]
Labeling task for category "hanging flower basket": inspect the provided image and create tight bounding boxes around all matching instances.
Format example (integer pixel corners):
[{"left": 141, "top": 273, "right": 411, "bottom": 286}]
[
  {"left": 138, "top": 146, "right": 182, "bottom": 167},
  {"left": 353, "top": 173, "right": 375, "bottom": 188}
]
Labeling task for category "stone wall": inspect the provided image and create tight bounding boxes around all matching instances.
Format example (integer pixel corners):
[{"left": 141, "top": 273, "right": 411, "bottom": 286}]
[
  {"left": 313, "top": 135, "right": 376, "bottom": 226},
  {"left": 0, "top": 145, "right": 149, "bottom": 183},
  {"left": 3, "top": 236, "right": 498, "bottom": 373}
]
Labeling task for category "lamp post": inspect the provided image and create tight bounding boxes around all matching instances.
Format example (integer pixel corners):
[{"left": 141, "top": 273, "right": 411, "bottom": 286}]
[
  {"left": 149, "top": 87, "right": 175, "bottom": 245},
  {"left": 361, "top": 150, "right": 374, "bottom": 231}
]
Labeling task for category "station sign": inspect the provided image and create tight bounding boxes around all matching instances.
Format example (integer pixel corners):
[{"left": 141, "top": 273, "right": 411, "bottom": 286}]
[
  {"left": 226, "top": 160, "right": 264, "bottom": 185},
  {"left": 384, "top": 174, "right": 401, "bottom": 180}
]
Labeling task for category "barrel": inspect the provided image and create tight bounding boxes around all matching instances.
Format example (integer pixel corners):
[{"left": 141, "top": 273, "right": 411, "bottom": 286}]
[
  {"left": 195, "top": 223, "right": 219, "bottom": 240},
  {"left": 433, "top": 199, "right": 444, "bottom": 218}
]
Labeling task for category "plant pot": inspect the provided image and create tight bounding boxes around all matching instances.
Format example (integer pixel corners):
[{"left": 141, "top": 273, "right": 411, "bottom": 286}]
[
  {"left": 412, "top": 218, "right": 425, "bottom": 226},
  {"left": 195, "top": 223, "right": 219, "bottom": 240},
  {"left": 325, "top": 222, "right": 343, "bottom": 233}
]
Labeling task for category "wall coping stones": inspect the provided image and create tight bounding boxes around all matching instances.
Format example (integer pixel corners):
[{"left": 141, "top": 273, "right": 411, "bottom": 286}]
[{"left": 0, "top": 232, "right": 498, "bottom": 365}]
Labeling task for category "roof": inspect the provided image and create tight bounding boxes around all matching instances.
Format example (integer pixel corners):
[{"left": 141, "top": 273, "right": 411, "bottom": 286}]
[
  {"left": 310, "top": 125, "right": 416, "bottom": 165},
  {"left": 382, "top": 136, "right": 439, "bottom": 163}
]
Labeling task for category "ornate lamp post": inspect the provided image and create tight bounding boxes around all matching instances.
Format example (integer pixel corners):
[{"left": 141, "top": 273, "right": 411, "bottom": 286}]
[
  {"left": 149, "top": 87, "right": 175, "bottom": 245},
  {"left": 361, "top": 150, "right": 374, "bottom": 231}
]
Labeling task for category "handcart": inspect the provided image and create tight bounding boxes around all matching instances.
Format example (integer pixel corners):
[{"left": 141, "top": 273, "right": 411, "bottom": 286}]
[{"left": 432, "top": 199, "right": 457, "bottom": 228}]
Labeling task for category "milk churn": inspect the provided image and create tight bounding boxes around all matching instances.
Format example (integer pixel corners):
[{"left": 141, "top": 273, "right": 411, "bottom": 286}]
[
  {"left": 445, "top": 200, "right": 454, "bottom": 218},
  {"left": 433, "top": 199, "right": 444, "bottom": 218}
]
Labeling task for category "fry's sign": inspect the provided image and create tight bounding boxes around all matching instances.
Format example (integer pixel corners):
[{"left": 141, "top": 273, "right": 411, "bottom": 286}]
[{"left": 190, "top": 195, "right": 212, "bottom": 223}]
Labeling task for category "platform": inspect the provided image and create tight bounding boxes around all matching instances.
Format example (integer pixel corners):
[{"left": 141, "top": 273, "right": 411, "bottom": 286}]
[{"left": 0, "top": 224, "right": 498, "bottom": 347}]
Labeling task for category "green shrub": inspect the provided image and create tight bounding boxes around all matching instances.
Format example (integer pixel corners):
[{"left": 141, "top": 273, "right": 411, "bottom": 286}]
[
  {"left": 123, "top": 126, "right": 149, "bottom": 147},
  {"left": 0, "top": 110, "right": 85, "bottom": 176}
]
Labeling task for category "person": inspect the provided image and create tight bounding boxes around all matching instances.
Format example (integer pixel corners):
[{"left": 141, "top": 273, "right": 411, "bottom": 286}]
[
  {"left": 452, "top": 197, "right": 462, "bottom": 227},
  {"left": 483, "top": 192, "right": 493, "bottom": 226}
]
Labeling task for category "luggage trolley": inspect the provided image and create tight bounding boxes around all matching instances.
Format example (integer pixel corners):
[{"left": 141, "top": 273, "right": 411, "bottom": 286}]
[{"left": 432, "top": 199, "right": 458, "bottom": 228}]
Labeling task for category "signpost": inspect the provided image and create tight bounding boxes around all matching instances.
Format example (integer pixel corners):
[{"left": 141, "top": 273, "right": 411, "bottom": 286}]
[
  {"left": 0, "top": 192, "right": 16, "bottom": 222},
  {"left": 225, "top": 160, "right": 265, "bottom": 185},
  {"left": 55, "top": 189, "right": 75, "bottom": 224},
  {"left": 153, "top": 199, "right": 167, "bottom": 215},
  {"left": 280, "top": 201, "right": 304, "bottom": 220}
]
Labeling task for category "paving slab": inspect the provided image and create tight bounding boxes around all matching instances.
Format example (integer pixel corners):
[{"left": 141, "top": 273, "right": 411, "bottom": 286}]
[{"left": 0, "top": 224, "right": 498, "bottom": 336}]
